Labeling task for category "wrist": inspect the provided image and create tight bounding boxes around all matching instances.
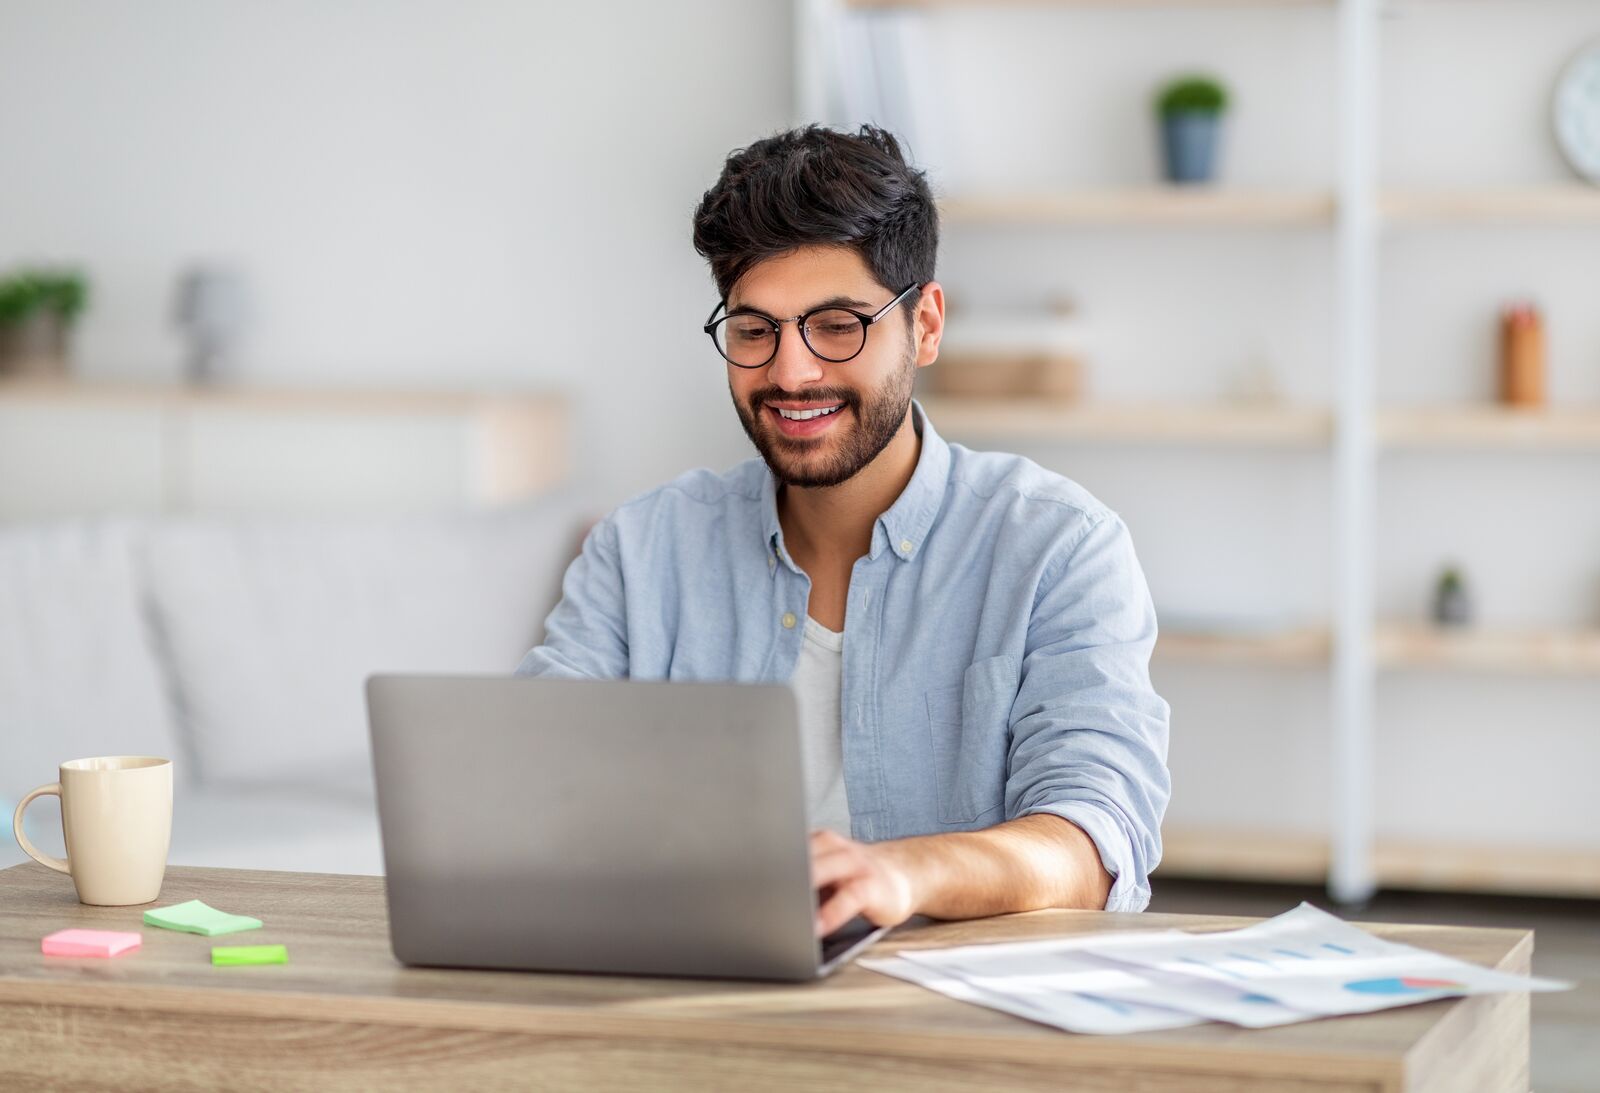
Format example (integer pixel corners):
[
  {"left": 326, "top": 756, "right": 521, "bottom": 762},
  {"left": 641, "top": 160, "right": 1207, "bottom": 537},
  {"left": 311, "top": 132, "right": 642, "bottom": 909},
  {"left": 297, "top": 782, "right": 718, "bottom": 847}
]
[{"left": 875, "top": 835, "right": 937, "bottom": 917}]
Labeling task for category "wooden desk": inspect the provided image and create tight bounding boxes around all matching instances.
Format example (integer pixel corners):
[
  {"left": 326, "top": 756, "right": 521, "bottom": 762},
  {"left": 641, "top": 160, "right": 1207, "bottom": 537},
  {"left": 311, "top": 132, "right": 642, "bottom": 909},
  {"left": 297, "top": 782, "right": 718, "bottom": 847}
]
[{"left": 0, "top": 864, "right": 1531, "bottom": 1091}]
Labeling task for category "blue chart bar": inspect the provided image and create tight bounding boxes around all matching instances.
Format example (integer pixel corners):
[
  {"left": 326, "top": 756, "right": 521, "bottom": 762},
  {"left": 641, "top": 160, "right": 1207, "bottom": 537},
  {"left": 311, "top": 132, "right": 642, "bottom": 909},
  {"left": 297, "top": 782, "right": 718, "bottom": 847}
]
[{"left": 1181, "top": 956, "right": 1249, "bottom": 981}]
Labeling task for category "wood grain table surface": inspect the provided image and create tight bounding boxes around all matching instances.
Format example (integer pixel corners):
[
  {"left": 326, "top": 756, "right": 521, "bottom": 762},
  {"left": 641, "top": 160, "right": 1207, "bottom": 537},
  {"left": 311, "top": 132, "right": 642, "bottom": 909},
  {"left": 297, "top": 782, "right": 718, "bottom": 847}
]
[{"left": 0, "top": 863, "right": 1532, "bottom": 1091}]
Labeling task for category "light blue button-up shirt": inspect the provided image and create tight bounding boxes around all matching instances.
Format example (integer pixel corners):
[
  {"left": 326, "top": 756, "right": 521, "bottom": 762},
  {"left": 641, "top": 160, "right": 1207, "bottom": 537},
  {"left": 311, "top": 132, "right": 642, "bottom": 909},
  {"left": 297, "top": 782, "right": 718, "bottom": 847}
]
[{"left": 516, "top": 400, "right": 1171, "bottom": 912}]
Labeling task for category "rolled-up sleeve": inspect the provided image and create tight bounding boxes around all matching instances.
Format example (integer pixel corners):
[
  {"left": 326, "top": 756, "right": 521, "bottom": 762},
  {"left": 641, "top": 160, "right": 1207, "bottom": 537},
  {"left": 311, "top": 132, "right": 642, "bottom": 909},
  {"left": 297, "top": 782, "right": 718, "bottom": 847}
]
[
  {"left": 1004, "top": 511, "right": 1171, "bottom": 912},
  {"left": 515, "top": 516, "right": 630, "bottom": 680}
]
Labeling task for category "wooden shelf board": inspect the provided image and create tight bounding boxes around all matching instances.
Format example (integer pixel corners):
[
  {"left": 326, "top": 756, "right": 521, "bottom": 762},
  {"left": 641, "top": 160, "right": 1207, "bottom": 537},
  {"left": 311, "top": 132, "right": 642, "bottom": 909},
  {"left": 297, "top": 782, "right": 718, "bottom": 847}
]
[
  {"left": 1149, "top": 623, "right": 1600, "bottom": 673},
  {"left": 849, "top": 0, "right": 1331, "bottom": 8},
  {"left": 1157, "top": 827, "right": 1600, "bottom": 897},
  {"left": 929, "top": 186, "right": 1600, "bottom": 228},
  {"left": 0, "top": 378, "right": 570, "bottom": 509},
  {"left": 1157, "top": 828, "right": 1330, "bottom": 884},
  {"left": 921, "top": 397, "right": 1333, "bottom": 446},
  {"left": 1375, "top": 622, "right": 1600, "bottom": 676},
  {"left": 938, "top": 188, "right": 1336, "bottom": 227},
  {"left": 1372, "top": 839, "right": 1600, "bottom": 900},
  {"left": 1157, "top": 626, "right": 1332, "bottom": 666},
  {"left": 0, "top": 377, "right": 562, "bottom": 417},
  {"left": 1381, "top": 185, "right": 1600, "bottom": 226},
  {"left": 1377, "top": 405, "right": 1600, "bottom": 449}
]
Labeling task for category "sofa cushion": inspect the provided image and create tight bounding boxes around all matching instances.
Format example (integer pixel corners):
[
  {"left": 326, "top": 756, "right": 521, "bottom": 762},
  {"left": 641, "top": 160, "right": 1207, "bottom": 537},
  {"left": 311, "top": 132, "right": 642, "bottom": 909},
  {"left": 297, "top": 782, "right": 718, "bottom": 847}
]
[
  {"left": 0, "top": 520, "right": 183, "bottom": 815},
  {"left": 141, "top": 497, "right": 587, "bottom": 786},
  {"left": 4, "top": 779, "right": 385, "bottom": 876}
]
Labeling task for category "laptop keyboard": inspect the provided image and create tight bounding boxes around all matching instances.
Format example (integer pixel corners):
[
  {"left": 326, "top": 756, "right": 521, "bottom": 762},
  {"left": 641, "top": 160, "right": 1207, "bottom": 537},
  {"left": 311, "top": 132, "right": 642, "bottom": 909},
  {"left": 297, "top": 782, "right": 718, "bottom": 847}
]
[{"left": 820, "top": 914, "right": 883, "bottom": 966}]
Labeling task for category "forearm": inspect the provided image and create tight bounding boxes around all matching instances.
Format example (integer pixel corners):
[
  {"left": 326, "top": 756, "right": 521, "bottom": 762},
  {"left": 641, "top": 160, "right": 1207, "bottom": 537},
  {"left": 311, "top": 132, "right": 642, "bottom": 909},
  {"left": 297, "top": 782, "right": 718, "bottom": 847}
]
[{"left": 879, "top": 813, "right": 1114, "bottom": 920}]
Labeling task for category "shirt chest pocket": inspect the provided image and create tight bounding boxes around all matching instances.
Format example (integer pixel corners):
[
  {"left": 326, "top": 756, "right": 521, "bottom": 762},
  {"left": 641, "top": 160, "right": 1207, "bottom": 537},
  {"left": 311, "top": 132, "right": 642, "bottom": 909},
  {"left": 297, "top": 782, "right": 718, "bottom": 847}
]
[{"left": 924, "top": 654, "right": 1019, "bottom": 825}]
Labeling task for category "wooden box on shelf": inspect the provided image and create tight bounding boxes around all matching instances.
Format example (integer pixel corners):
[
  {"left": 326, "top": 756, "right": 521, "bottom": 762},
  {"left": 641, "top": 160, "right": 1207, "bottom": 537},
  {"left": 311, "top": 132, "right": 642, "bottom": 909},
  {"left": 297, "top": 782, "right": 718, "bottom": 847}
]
[{"left": 926, "top": 350, "right": 1081, "bottom": 401}]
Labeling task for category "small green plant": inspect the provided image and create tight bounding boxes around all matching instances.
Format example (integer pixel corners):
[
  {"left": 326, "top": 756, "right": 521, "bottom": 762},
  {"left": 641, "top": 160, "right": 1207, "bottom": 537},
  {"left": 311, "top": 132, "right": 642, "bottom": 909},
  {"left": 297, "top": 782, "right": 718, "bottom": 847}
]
[
  {"left": 1432, "top": 563, "right": 1473, "bottom": 627},
  {"left": 1156, "top": 75, "right": 1229, "bottom": 117},
  {"left": 0, "top": 270, "right": 89, "bottom": 326}
]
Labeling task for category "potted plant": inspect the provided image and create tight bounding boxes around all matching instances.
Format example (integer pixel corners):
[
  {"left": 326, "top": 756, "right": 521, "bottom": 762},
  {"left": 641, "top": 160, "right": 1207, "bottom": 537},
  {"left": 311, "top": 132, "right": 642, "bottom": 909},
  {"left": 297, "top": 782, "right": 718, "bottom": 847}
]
[
  {"left": 0, "top": 269, "right": 89, "bottom": 378},
  {"left": 1155, "top": 74, "right": 1229, "bottom": 185},
  {"left": 1432, "top": 565, "right": 1473, "bottom": 628}
]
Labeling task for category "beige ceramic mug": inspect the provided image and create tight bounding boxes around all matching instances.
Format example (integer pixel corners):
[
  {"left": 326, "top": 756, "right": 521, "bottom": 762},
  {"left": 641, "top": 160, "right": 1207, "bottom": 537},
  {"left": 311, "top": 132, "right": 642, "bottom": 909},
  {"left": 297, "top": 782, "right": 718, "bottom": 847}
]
[{"left": 12, "top": 756, "right": 173, "bottom": 906}]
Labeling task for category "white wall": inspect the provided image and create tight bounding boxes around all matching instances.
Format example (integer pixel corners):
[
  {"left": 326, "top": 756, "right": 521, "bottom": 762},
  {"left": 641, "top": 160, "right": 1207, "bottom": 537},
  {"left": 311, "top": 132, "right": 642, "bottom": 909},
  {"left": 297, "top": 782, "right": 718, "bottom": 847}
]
[
  {"left": 5, "top": 1, "right": 1597, "bottom": 856},
  {"left": 0, "top": 0, "right": 793, "bottom": 507}
]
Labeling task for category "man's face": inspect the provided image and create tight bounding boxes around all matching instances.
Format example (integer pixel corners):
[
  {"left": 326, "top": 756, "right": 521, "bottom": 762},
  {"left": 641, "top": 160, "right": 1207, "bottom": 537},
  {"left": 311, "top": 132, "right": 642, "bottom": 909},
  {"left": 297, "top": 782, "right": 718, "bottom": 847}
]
[{"left": 724, "top": 245, "right": 926, "bottom": 489}]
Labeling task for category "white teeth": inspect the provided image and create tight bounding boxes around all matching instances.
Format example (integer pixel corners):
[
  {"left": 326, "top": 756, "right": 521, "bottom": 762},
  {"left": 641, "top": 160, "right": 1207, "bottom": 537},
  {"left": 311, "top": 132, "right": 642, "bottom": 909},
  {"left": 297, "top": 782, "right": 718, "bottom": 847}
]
[{"left": 775, "top": 405, "right": 842, "bottom": 421}]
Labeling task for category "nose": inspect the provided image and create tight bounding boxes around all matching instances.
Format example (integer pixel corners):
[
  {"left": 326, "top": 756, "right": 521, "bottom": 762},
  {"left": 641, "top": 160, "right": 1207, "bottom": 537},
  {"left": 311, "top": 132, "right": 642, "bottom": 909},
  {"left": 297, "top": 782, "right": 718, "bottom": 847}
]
[{"left": 764, "top": 318, "right": 828, "bottom": 391}]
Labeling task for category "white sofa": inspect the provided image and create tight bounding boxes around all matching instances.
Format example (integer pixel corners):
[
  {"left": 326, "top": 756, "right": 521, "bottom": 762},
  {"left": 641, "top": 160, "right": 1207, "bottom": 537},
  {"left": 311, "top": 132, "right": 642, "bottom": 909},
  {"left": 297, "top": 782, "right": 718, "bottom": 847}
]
[{"left": 1, "top": 497, "right": 587, "bottom": 877}]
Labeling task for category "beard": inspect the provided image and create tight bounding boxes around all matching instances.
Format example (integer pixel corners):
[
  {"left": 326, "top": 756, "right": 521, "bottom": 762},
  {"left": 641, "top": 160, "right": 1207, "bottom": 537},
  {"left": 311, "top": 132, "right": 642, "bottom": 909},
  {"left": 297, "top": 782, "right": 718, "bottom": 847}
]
[{"left": 730, "top": 349, "right": 916, "bottom": 489}]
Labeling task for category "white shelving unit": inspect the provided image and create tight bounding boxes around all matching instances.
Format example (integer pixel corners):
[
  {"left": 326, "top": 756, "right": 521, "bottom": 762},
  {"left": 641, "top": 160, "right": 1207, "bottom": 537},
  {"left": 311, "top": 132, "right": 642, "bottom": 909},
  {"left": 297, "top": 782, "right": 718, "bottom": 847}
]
[{"left": 799, "top": 0, "right": 1600, "bottom": 903}]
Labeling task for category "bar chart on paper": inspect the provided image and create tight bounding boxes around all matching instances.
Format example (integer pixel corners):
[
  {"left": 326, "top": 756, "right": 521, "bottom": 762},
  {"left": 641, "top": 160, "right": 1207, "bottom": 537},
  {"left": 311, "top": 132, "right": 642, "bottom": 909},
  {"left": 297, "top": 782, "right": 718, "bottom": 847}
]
[
  {"left": 865, "top": 902, "right": 1570, "bottom": 1035},
  {"left": 1077, "top": 903, "right": 1571, "bottom": 1018},
  {"left": 1237, "top": 941, "right": 1469, "bottom": 995}
]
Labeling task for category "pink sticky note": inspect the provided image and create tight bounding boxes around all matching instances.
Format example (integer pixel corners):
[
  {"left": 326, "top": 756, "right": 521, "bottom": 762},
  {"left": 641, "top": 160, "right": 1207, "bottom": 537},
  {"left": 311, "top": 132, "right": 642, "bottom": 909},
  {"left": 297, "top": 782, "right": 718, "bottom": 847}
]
[{"left": 41, "top": 928, "right": 143, "bottom": 958}]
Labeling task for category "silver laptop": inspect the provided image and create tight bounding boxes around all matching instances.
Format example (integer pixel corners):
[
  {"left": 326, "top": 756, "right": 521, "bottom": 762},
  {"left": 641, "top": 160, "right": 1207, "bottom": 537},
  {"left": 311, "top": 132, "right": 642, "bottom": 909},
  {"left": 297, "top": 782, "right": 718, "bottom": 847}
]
[{"left": 365, "top": 674, "right": 893, "bottom": 981}]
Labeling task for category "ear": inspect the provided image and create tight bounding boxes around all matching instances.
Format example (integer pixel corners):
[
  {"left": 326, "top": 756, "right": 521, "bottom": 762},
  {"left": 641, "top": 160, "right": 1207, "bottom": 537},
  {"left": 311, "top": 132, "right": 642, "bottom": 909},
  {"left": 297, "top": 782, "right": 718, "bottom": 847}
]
[{"left": 912, "top": 281, "right": 945, "bottom": 369}]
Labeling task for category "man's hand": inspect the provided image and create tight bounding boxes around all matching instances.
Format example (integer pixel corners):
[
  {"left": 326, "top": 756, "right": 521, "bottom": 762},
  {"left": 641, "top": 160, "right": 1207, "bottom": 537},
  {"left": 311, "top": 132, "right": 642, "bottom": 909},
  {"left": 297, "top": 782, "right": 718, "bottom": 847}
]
[{"left": 809, "top": 829, "right": 920, "bottom": 938}]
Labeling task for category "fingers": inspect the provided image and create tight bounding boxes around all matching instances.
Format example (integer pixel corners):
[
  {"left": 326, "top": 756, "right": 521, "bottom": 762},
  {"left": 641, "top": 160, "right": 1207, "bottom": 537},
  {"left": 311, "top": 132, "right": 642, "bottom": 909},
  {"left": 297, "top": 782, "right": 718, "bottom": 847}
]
[
  {"left": 815, "top": 880, "right": 868, "bottom": 938},
  {"left": 810, "top": 833, "right": 870, "bottom": 937},
  {"left": 808, "top": 829, "right": 915, "bottom": 937},
  {"left": 809, "top": 828, "right": 866, "bottom": 892},
  {"left": 809, "top": 846, "right": 866, "bottom": 893}
]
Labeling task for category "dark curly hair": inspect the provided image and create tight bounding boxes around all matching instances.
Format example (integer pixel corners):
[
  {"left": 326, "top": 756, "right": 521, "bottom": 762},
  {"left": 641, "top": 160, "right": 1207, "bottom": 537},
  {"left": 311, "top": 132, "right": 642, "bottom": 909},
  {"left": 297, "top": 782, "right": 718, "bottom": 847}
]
[{"left": 691, "top": 124, "right": 938, "bottom": 317}]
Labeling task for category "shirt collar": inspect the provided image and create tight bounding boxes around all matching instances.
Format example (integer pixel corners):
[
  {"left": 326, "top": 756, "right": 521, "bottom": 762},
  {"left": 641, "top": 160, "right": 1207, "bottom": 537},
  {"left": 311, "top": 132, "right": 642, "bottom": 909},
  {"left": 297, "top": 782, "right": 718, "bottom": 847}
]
[{"left": 760, "top": 398, "right": 950, "bottom": 573}]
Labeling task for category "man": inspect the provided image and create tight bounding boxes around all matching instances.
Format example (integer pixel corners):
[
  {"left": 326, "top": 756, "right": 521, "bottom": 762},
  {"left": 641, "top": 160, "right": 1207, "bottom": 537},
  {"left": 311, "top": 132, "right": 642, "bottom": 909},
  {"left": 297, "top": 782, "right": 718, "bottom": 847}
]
[{"left": 518, "top": 124, "right": 1170, "bottom": 937}]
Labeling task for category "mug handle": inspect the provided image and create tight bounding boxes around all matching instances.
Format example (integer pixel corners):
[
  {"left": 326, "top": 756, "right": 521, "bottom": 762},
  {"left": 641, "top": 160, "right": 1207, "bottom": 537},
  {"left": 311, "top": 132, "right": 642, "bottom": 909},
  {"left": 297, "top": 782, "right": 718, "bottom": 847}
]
[{"left": 13, "top": 783, "right": 70, "bottom": 874}]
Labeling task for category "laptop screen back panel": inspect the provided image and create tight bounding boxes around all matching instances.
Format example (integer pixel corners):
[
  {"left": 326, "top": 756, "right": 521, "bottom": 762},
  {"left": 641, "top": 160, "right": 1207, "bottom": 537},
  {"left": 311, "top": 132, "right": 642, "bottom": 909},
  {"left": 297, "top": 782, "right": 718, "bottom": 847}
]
[{"left": 368, "top": 675, "right": 822, "bottom": 981}]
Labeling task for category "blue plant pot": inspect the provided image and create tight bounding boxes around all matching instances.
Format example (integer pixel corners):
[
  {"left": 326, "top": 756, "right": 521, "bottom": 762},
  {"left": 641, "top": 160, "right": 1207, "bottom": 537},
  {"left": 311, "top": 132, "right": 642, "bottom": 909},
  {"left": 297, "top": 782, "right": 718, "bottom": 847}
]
[{"left": 1161, "top": 111, "right": 1223, "bottom": 184}]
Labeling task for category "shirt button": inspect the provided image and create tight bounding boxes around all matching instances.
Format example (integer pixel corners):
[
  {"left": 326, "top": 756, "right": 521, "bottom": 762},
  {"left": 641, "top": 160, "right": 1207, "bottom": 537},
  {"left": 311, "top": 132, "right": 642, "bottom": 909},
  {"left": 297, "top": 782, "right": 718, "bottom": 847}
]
[
  {"left": 782, "top": 612, "right": 797, "bottom": 629},
  {"left": 900, "top": 539, "right": 913, "bottom": 553}
]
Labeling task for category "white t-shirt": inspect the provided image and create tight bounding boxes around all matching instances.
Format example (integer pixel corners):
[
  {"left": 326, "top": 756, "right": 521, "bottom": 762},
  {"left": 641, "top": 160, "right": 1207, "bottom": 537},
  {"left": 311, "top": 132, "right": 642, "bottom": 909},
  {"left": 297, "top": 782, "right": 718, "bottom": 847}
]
[{"left": 790, "top": 616, "right": 851, "bottom": 837}]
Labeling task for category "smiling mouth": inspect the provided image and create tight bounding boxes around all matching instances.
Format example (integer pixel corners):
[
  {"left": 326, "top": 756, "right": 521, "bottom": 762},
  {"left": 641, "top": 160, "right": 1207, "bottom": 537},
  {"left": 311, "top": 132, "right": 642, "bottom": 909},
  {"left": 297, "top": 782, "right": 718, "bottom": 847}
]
[
  {"left": 772, "top": 404, "right": 844, "bottom": 421},
  {"left": 764, "top": 401, "right": 849, "bottom": 439}
]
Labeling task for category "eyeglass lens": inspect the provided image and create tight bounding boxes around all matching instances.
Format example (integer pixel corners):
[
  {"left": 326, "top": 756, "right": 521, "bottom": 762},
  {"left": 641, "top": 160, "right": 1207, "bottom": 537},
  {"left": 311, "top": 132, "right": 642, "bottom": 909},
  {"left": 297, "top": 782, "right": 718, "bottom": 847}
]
[{"left": 714, "top": 309, "right": 866, "bottom": 367}]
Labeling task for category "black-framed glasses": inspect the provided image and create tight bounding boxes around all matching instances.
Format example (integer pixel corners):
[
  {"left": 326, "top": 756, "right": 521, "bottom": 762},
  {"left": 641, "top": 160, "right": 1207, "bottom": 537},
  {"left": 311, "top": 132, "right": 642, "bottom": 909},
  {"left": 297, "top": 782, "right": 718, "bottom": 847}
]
[{"left": 703, "top": 282, "right": 922, "bottom": 369}]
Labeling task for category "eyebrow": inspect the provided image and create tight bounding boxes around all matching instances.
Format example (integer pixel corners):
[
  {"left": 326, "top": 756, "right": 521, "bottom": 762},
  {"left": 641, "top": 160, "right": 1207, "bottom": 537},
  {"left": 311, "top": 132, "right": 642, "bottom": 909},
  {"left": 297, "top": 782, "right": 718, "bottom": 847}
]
[{"left": 725, "top": 294, "right": 876, "bottom": 318}]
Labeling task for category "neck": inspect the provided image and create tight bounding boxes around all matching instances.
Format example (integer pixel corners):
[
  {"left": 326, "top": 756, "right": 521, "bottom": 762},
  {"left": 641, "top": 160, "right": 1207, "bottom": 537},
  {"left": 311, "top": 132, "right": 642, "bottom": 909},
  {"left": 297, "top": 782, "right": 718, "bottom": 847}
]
[{"left": 778, "top": 406, "right": 921, "bottom": 566}]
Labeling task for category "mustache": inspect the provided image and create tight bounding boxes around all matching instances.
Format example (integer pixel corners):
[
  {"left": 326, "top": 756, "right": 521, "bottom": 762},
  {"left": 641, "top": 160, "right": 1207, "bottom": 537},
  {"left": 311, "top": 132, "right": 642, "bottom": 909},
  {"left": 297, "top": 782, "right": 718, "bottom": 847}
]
[{"left": 747, "top": 386, "right": 859, "bottom": 414}]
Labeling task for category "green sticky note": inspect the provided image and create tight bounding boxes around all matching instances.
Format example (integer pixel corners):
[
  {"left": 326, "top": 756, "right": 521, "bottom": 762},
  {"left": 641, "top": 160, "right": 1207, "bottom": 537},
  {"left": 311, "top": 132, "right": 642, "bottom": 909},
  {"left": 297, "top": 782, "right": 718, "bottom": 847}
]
[
  {"left": 211, "top": 944, "right": 287, "bottom": 966},
  {"left": 143, "top": 899, "right": 263, "bottom": 937}
]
